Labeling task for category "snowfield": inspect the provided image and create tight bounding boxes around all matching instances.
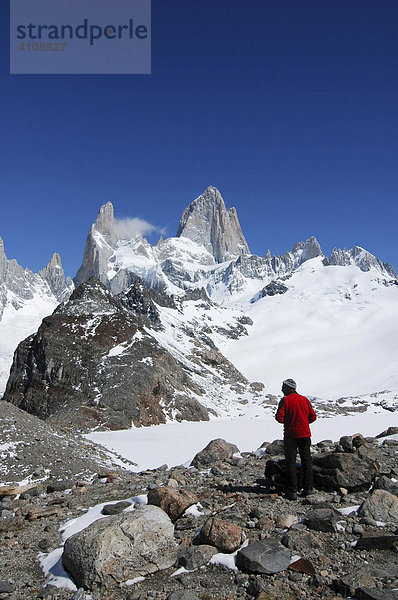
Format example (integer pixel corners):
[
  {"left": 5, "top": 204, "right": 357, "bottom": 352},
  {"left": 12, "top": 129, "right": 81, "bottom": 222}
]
[
  {"left": 220, "top": 257, "right": 398, "bottom": 399},
  {"left": 86, "top": 406, "right": 396, "bottom": 473}
]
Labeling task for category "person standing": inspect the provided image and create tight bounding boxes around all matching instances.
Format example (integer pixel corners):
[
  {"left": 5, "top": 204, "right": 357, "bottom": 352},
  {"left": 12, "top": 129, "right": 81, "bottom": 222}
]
[{"left": 275, "top": 378, "right": 317, "bottom": 500}]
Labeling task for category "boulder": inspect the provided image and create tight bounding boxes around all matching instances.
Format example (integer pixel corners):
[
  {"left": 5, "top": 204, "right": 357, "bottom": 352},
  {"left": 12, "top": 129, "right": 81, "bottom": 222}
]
[
  {"left": 305, "top": 508, "right": 341, "bottom": 533},
  {"left": 358, "top": 489, "right": 398, "bottom": 523},
  {"left": 147, "top": 487, "right": 198, "bottom": 522},
  {"left": 265, "top": 439, "right": 285, "bottom": 456},
  {"left": 191, "top": 438, "right": 239, "bottom": 468},
  {"left": 62, "top": 505, "right": 178, "bottom": 589},
  {"left": 356, "top": 531, "right": 398, "bottom": 550},
  {"left": 197, "top": 517, "right": 244, "bottom": 553},
  {"left": 177, "top": 545, "right": 218, "bottom": 570},
  {"left": 376, "top": 426, "right": 398, "bottom": 438},
  {"left": 374, "top": 475, "right": 398, "bottom": 497},
  {"left": 281, "top": 529, "right": 321, "bottom": 554},
  {"left": 312, "top": 448, "right": 378, "bottom": 492},
  {"left": 236, "top": 538, "right": 291, "bottom": 574}
]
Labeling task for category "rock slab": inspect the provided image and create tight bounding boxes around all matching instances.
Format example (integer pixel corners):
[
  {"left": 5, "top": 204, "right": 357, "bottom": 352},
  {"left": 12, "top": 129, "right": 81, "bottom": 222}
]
[
  {"left": 236, "top": 538, "right": 291, "bottom": 574},
  {"left": 62, "top": 505, "right": 178, "bottom": 589}
]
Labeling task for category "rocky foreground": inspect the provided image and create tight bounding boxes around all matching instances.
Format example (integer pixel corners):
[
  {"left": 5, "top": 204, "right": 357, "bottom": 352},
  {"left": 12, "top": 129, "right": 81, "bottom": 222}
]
[{"left": 0, "top": 403, "right": 397, "bottom": 600}]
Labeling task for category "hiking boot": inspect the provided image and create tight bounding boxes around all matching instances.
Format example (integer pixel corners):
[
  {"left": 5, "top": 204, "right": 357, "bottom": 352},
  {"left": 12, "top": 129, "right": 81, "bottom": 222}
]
[
  {"left": 285, "top": 492, "right": 297, "bottom": 501},
  {"left": 302, "top": 489, "right": 315, "bottom": 497}
]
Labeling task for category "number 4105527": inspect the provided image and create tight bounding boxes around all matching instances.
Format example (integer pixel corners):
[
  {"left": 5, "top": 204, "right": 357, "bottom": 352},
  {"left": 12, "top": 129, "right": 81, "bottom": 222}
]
[{"left": 19, "top": 42, "right": 66, "bottom": 51}]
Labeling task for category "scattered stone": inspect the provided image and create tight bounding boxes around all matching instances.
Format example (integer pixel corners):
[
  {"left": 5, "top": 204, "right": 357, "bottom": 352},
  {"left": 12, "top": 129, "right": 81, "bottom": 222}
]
[
  {"left": 101, "top": 501, "right": 132, "bottom": 515},
  {"left": 236, "top": 538, "right": 291, "bottom": 574},
  {"left": 27, "top": 506, "right": 60, "bottom": 521},
  {"left": 177, "top": 544, "right": 217, "bottom": 570},
  {"left": 289, "top": 558, "right": 315, "bottom": 575},
  {"left": 305, "top": 508, "right": 340, "bottom": 532},
  {"left": 147, "top": 487, "right": 198, "bottom": 522},
  {"left": 197, "top": 517, "right": 244, "bottom": 552},
  {"left": 276, "top": 513, "right": 298, "bottom": 528}
]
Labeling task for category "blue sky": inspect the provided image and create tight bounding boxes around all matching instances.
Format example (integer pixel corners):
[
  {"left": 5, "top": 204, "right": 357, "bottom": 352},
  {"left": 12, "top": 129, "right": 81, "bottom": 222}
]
[{"left": 1, "top": 0, "right": 397, "bottom": 277}]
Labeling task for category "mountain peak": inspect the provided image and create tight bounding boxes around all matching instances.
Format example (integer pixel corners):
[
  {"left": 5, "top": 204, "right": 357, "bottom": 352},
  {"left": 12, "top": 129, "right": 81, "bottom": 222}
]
[
  {"left": 176, "top": 187, "right": 250, "bottom": 263},
  {"left": 92, "top": 202, "right": 117, "bottom": 242}
]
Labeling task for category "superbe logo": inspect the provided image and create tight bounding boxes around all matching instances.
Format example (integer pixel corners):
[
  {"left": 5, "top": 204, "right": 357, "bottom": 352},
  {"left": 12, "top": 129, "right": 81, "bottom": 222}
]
[{"left": 16, "top": 18, "right": 148, "bottom": 46}]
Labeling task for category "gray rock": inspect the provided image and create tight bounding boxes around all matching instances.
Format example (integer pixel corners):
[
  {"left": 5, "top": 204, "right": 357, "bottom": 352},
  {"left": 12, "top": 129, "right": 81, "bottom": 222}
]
[
  {"left": 178, "top": 545, "right": 217, "bottom": 570},
  {"left": 62, "top": 505, "right": 178, "bottom": 589},
  {"left": 313, "top": 447, "right": 379, "bottom": 492},
  {"left": 101, "top": 501, "right": 132, "bottom": 515},
  {"left": 358, "top": 489, "right": 398, "bottom": 523},
  {"left": 376, "top": 426, "right": 398, "bottom": 438},
  {"left": 191, "top": 438, "right": 239, "bottom": 469},
  {"left": 305, "top": 507, "right": 341, "bottom": 532},
  {"left": 356, "top": 530, "right": 398, "bottom": 550},
  {"left": 281, "top": 529, "right": 321, "bottom": 554},
  {"left": 374, "top": 476, "right": 398, "bottom": 496},
  {"left": 339, "top": 435, "right": 354, "bottom": 452},
  {"left": 236, "top": 538, "right": 291, "bottom": 574},
  {"left": 0, "top": 580, "right": 14, "bottom": 593},
  {"left": 265, "top": 439, "right": 285, "bottom": 456}
]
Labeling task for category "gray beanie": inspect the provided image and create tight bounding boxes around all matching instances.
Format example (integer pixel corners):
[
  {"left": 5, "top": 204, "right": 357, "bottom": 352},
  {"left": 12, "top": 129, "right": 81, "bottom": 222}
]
[{"left": 282, "top": 378, "right": 297, "bottom": 390}]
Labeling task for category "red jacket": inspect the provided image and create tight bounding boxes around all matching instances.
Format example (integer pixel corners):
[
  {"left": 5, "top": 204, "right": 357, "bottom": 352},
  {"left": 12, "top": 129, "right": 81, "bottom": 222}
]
[{"left": 275, "top": 392, "right": 317, "bottom": 438}]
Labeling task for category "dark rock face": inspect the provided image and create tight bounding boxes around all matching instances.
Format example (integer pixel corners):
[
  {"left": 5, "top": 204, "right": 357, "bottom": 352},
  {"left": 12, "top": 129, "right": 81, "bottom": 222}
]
[
  {"left": 3, "top": 278, "right": 209, "bottom": 430},
  {"left": 261, "top": 280, "right": 289, "bottom": 297}
]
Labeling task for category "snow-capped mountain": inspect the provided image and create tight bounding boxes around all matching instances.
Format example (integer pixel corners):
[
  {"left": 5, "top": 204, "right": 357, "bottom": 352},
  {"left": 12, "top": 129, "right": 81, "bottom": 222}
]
[
  {"left": 0, "top": 237, "right": 73, "bottom": 394},
  {"left": 1, "top": 185, "right": 397, "bottom": 426}
]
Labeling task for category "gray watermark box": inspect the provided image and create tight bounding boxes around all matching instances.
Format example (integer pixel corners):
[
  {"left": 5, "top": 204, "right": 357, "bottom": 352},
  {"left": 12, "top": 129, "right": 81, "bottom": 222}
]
[{"left": 10, "top": 0, "right": 151, "bottom": 74}]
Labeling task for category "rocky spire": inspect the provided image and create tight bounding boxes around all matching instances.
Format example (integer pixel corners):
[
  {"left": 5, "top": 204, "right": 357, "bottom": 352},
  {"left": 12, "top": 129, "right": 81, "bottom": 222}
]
[
  {"left": 38, "top": 253, "right": 73, "bottom": 302},
  {"left": 176, "top": 186, "right": 250, "bottom": 263},
  {"left": 74, "top": 202, "right": 117, "bottom": 287}
]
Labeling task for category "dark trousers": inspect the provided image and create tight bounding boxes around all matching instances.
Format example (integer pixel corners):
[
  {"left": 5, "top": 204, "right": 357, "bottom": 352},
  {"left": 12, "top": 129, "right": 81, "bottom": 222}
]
[{"left": 284, "top": 436, "right": 313, "bottom": 493}]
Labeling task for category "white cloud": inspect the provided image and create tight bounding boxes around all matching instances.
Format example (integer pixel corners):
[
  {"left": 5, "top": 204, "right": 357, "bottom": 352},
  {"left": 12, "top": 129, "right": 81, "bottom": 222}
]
[{"left": 114, "top": 217, "right": 166, "bottom": 240}]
